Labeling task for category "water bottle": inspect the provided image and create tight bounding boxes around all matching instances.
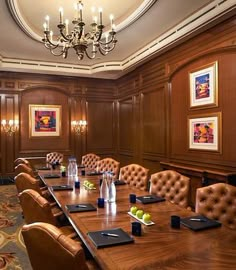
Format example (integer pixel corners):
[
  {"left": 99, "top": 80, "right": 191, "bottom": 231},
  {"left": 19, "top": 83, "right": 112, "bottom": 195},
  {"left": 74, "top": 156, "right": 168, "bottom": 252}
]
[
  {"left": 71, "top": 157, "right": 78, "bottom": 177},
  {"left": 108, "top": 172, "right": 116, "bottom": 203},
  {"left": 67, "top": 157, "right": 73, "bottom": 177},
  {"left": 100, "top": 172, "right": 109, "bottom": 202}
]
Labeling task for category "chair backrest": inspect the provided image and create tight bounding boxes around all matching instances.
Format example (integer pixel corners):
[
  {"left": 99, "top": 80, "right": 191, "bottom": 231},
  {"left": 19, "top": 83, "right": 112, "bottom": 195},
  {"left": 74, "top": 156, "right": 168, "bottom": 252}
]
[
  {"left": 81, "top": 153, "right": 100, "bottom": 170},
  {"left": 22, "top": 222, "right": 89, "bottom": 270},
  {"left": 15, "top": 163, "right": 35, "bottom": 177},
  {"left": 15, "top": 172, "right": 43, "bottom": 195},
  {"left": 195, "top": 183, "right": 236, "bottom": 229},
  {"left": 46, "top": 152, "right": 64, "bottom": 164},
  {"left": 19, "top": 189, "right": 58, "bottom": 226},
  {"left": 96, "top": 158, "right": 120, "bottom": 179},
  {"left": 150, "top": 170, "right": 190, "bottom": 208},
  {"left": 14, "top": 157, "right": 31, "bottom": 168},
  {"left": 119, "top": 164, "right": 149, "bottom": 191}
]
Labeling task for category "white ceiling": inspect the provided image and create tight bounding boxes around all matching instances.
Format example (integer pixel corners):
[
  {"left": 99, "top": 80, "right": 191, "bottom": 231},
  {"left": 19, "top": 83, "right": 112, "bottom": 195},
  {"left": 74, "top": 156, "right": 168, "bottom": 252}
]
[{"left": 0, "top": 0, "right": 235, "bottom": 79}]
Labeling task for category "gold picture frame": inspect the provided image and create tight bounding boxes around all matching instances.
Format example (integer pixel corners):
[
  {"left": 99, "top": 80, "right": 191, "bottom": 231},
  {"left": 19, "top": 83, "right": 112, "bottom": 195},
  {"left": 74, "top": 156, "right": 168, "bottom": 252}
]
[
  {"left": 188, "top": 112, "right": 222, "bottom": 152},
  {"left": 29, "top": 104, "right": 61, "bottom": 137},
  {"left": 189, "top": 61, "right": 218, "bottom": 109}
]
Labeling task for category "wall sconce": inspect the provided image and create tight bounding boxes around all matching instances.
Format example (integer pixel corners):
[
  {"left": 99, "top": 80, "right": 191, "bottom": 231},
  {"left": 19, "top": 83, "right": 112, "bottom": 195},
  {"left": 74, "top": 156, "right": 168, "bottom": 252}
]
[
  {"left": 1, "top": 119, "right": 19, "bottom": 136},
  {"left": 71, "top": 120, "right": 87, "bottom": 135}
]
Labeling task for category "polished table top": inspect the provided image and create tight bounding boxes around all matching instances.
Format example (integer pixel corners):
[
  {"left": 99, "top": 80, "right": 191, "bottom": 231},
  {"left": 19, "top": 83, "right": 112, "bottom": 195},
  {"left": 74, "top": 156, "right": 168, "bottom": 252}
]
[{"left": 39, "top": 171, "right": 236, "bottom": 270}]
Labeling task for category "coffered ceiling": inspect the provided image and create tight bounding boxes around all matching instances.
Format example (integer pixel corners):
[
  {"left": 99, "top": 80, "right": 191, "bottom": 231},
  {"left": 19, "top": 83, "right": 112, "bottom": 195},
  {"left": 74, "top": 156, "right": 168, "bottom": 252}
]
[{"left": 0, "top": 0, "right": 235, "bottom": 79}]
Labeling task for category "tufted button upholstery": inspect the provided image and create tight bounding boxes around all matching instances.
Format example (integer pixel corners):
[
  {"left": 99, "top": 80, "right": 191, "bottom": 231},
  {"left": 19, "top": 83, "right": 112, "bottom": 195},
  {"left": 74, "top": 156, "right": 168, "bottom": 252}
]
[
  {"left": 150, "top": 170, "right": 190, "bottom": 208},
  {"left": 96, "top": 158, "right": 120, "bottom": 179},
  {"left": 195, "top": 183, "right": 236, "bottom": 230},
  {"left": 119, "top": 164, "right": 149, "bottom": 191},
  {"left": 46, "top": 152, "right": 64, "bottom": 165},
  {"left": 22, "top": 222, "right": 98, "bottom": 270},
  {"left": 82, "top": 153, "right": 100, "bottom": 170}
]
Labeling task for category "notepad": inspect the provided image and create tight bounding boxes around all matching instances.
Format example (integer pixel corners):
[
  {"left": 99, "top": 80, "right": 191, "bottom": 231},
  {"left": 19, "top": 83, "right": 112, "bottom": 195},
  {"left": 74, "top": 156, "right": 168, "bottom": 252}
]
[
  {"left": 88, "top": 228, "right": 134, "bottom": 248},
  {"left": 43, "top": 174, "right": 61, "bottom": 179},
  {"left": 181, "top": 215, "right": 221, "bottom": 231},
  {"left": 136, "top": 195, "right": 165, "bottom": 204},
  {"left": 51, "top": 185, "right": 73, "bottom": 191},
  {"left": 65, "top": 203, "right": 97, "bottom": 213}
]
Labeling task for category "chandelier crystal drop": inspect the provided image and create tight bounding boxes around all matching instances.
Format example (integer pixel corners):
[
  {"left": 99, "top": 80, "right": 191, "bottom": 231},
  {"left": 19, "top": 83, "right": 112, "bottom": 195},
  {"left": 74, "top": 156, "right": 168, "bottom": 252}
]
[{"left": 42, "top": 1, "right": 117, "bottom": 60}]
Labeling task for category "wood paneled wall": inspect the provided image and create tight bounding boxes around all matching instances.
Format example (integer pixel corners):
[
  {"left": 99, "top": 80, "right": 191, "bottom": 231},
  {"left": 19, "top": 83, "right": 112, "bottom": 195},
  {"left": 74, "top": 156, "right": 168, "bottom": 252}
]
[{"left": 0, "top": 14, "right": 236, "bottom": 175}]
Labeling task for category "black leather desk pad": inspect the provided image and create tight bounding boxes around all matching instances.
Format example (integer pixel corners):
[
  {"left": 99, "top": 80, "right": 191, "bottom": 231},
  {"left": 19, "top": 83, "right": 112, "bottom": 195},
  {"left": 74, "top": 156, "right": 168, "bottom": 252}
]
[
  {"left": 51, "top": 185, "right": 73, "bottom": 191},
  {"left": 43, "top": 174, "right": 61, "bottom": 178},
  {"left": 88, "top": 228, "right": 134, "bottom": 248},
  {"left": 86, "top": 171, "right": 103, "bottom": 176},
  {"left": 37, "top": 166, "right": 50, "bottom": 170},
  {"left": 181, "top": 215, "right": 222, "bottom": 231},
  {"left": 136, "top": 195, "right": 165, "bottom": 204},
  {"left": 66, "top": 203, "right": 97, "bottom": 213},
  {"left": 114, "top": 180, "right": 126, "bottom": 185}
]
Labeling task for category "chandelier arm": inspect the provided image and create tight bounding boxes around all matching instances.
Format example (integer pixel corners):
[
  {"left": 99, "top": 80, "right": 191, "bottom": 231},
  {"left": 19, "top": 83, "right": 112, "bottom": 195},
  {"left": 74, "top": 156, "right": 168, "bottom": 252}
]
[
  {"left": 98, "top": 34, "right": 116, "bottom": 46},
  {"left": 85, "top": 50, "right": 96, "bottom": 59},
  {"left": 98, "top": 41, "right": 117, "bottom": 54}
]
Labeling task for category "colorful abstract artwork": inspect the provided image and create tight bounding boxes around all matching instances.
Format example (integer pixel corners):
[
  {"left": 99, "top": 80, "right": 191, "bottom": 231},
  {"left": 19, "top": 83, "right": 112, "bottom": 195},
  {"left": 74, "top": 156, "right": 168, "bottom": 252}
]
[
  {"left": 188, "top": 113, "right": 221, "bottom": 151},
  {"left": 189, "top": 62, "right": 218, "bottom": 109},
  {"left": 29, "top": 105, "right": 61, "bottom": 137}
]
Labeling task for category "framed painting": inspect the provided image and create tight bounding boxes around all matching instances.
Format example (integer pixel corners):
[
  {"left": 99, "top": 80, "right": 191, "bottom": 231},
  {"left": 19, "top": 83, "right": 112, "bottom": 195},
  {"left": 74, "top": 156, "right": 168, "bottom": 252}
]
[
  {"left": 29, "top": 104, "right": 61, "bottom": 137},
  {"left": 189, "top": 61, "right": 218, "bottom": 109},
  {"left": 188, "top": 112, "right": 221, "bottom": 152}
]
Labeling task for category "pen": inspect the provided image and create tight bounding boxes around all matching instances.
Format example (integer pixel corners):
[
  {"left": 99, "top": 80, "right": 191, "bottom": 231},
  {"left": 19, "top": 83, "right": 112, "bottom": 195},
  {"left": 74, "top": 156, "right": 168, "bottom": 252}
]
[
  {"left": 76, "top": 205, "right": 87, "bottom": 208},
  {"left": 190, "top": 218, "right": 206, "bottom": 222},
  {"left": 143, "top": 196, "right": 152, "bottom": 199},
  {"left": 101, "top": 233, "right": 119, "bottom": 237}
]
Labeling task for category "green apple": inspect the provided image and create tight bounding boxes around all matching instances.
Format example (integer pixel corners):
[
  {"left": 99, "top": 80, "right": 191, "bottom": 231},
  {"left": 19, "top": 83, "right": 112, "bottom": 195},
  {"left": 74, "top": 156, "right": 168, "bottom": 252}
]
[
  {"left": 143, "top": 213, "right": 151, "bottom": 223},
  {"left": 136, "top": 209, "right": 144, "bottom": 219},
  {"left": 130, "top": 206, "right": 138, "bottom": 215},
  {"left": 89, "top": 183, "right": 95, "bottom": 189},
  {"left": 84, "top": 180, "right": 89, "bottom": 186}
]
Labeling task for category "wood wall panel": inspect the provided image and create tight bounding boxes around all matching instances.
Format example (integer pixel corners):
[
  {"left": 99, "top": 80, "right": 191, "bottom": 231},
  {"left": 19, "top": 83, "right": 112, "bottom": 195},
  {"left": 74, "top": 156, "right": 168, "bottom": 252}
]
[
  {"left": 142, "top": 87, "right": 166, "bottom": 155},
  {"left": 86, "top": 100, "right": 115, "bottom": 155}
]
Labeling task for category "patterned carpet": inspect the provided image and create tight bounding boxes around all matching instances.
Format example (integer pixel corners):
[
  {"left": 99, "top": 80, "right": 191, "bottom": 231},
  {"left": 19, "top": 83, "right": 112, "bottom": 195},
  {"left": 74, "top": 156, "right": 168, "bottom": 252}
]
[{"left": 0, "top": 184, "right": 32, "bottom": 270}]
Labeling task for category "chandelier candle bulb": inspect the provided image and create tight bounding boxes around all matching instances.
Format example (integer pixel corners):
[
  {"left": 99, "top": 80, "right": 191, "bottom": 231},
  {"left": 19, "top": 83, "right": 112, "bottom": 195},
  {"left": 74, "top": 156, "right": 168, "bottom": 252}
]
[
  {"left": 110, "top": 14, "right": 114, "bottom": 29},
  {"left": 99, "top": 8, "right": 102, "bottom": 25},
  {"left": 45, "top": 15, "right": 49, "bottom": 30},
  {"left": 65, "top": 20, "right": 69, "bottom": 35},
  {"left": 79, "top": 2, "right": 83, "bottom": 21},
  {"left": 59, "top": 7, "right": 63, "bottom": 24}
]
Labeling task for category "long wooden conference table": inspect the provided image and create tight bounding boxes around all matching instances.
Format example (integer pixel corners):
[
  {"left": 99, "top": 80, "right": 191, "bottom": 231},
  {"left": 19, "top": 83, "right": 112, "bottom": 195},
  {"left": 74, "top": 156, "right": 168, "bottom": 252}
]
[{"left": 39, "top": 171, "right": 236, "bottom": 270}]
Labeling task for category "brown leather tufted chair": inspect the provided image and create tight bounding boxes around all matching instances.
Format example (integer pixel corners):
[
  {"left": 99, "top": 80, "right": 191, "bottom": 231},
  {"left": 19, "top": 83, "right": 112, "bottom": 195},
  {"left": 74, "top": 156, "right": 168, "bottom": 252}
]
[
  {"left": 150, "top": 170, "right": 190, "bottom": 208},
  {"left": 15, "top": 172, "right": 52, "bottom": 200},
  {"left": 15, "top": 163, "right": 36, "bottom": 178},
  {"left": 195, "top": 183, "right": 236, "bottom": 230},
  {"left": 14, "top": 157, "right": 32, "bottom": 168},
  {"left": 46, "top": 152, "right": 64, "bottom": 165},
  {"left": 19, "top": 189, "right": 76, "bottom": 238},
  {"left": 119, "top": 164, "right": 149, "bottom": 191},
  {"left": 22, "top": 222, "right": 99, "bottom": 270},
  {"left": 96, "top": 158, "right": 120, "bottom": 179},
  {"left": 81, "top": 153, "right": 100, "bottom": 170}
]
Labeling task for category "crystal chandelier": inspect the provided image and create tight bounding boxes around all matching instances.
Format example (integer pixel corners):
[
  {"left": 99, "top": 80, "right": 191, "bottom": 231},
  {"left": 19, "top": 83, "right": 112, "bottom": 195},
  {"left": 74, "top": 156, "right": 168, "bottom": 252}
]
[{"left": 42, "top": 1, "right": 117, "bottom": 60}]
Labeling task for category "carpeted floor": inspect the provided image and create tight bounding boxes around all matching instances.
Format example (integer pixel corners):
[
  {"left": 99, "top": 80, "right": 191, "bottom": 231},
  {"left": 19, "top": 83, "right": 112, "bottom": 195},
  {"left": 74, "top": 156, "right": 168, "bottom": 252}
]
[{"left": 0, "top": 184, "right": 32, "bottom": 269}]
